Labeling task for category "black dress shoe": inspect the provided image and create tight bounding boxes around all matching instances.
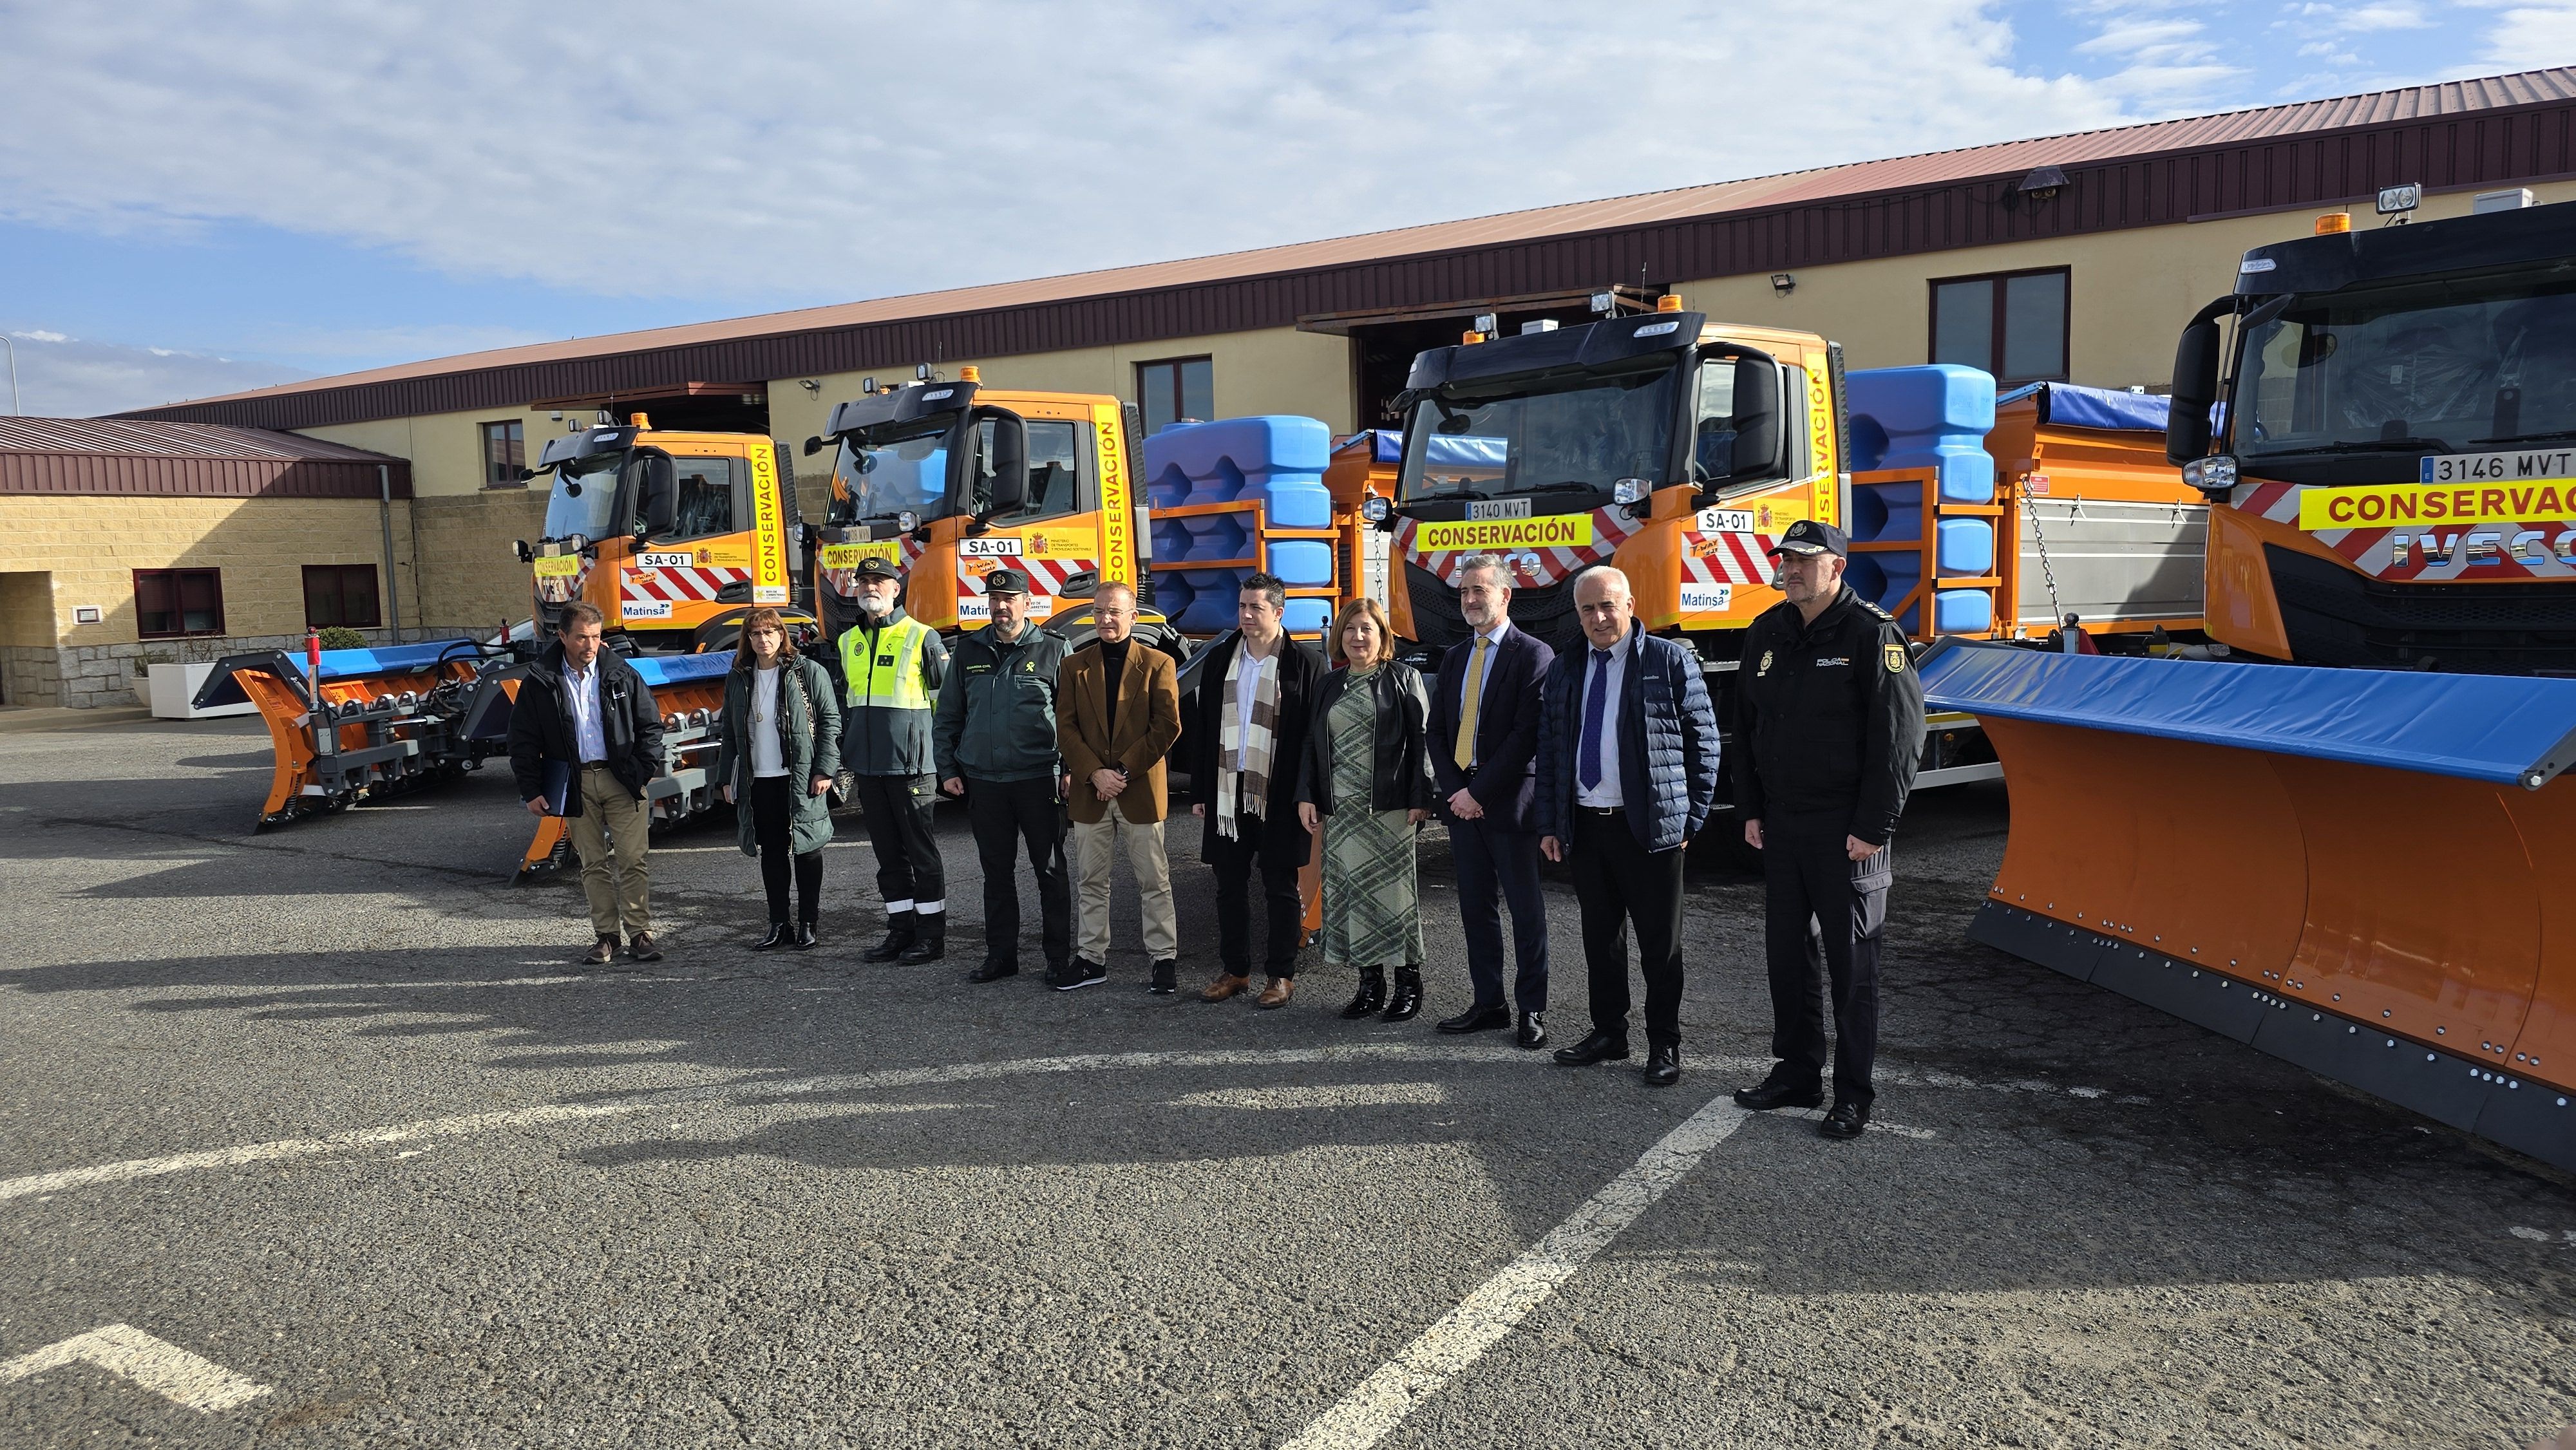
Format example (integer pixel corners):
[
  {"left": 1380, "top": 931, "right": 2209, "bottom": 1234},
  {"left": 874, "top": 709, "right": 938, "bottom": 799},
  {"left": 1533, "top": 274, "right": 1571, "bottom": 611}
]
[
  {"left": 751, "top": 921, "right": 792, "bottom": 952},
  {"left": 1732, "top": 1077, "right": 1825, "bottom": 1112},
  {"left": 791, "top": 921, "right": 817, "bottom": 950},
  {"left": 1819, "top": 1100, "right": 1871, "bottom": 1140},
  {"left": 1381, "top": 968, "right": 1423, "bottom": 1023},
  {"left": 1642, "top": 1042, "right": 1681, "bottom": 1087},
  {"left": 1146, "top": 960, "right": 1178, "bottom": 996},
  {"left": 1551, "top": 1028, "right": 1631, "bottom": 1066},
  {"left": 1435, "top": 1004, "right": 1510, "bottom": 1035},
  {"left": 965, "top": 959, "right": 1018, "bottom": 983},
  {"left": 1516, "top": 1010, "right": 1547, "bottom": 1050}
]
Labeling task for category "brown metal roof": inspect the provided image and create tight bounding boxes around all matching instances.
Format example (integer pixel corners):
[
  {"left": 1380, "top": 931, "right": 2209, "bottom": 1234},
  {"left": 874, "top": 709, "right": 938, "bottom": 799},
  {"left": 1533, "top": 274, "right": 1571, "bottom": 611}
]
[
  {"left": 0, "top": 417, "right": 412, "bottom": 498},
  {"left": 128, "top": 67, "right": 2576, "bottom": 433}
]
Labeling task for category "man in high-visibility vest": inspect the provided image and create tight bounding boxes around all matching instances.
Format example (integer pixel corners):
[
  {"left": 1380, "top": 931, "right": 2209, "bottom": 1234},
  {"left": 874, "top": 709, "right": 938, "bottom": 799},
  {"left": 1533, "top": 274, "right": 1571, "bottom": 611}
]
[{"left": 837, "top": 554, "right": 950, "bottom": 963}]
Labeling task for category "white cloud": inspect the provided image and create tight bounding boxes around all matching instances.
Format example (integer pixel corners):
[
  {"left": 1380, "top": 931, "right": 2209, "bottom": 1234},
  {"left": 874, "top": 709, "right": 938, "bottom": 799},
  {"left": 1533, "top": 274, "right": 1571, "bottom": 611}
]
[
  {"left": 2298, "top": 1, "right": 2438, "bottom": 29},
  {"left": 0, "top": 332, "right": 310, "bottom": 417},
  {"left": 2472, "top": 1, "right": 2576, "bottom": 57},
  {"left": 0, "top": 1, "right": 2145, "bottom": 311}
]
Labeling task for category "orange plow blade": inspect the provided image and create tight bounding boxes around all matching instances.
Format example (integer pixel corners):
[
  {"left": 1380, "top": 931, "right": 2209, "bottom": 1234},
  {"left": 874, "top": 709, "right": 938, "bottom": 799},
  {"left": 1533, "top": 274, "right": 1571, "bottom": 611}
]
[
  {"left": 194, "top": 639, "right": 512, "bottom": 829},
  {"left": 1921, "top": 639, "right": 2576, "bottom": 1171}
]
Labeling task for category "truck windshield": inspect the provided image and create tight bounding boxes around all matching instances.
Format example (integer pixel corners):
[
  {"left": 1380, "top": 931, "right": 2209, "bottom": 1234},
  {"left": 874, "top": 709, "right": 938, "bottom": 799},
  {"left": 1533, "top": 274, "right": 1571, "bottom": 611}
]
[
  {"left": 829, "top": 422, "right": 953, "bottom": 525},
  {"left": 542, "top": 452, "right": 624, "bottom": 540},
  {"left": 1397, "top": 365, "right": 1677, "bottom": 501},
  {"left": 2238, "top": 268, "right": 2576, "bottom": 460}
]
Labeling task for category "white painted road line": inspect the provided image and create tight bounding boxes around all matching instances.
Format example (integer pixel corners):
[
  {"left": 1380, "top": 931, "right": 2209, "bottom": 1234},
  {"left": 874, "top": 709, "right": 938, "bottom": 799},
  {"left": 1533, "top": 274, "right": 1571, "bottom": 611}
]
[
  {"left": 0, "top": 1323, "right": 272, "bottom": 1412},
  {"left": 1282, "top": 1095, "right": 1752, "bottom": 1450}
]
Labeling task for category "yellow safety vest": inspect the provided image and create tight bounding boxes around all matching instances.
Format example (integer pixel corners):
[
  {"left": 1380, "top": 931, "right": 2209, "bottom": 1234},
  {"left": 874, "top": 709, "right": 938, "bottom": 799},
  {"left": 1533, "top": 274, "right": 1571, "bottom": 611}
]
[{"left": 841, "top": 615, "right": 934, "bottom": 710}]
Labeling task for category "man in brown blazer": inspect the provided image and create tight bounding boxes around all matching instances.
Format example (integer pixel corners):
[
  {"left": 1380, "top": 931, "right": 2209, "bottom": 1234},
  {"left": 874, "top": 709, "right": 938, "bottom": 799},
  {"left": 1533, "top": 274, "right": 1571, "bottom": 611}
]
[{"left": 1056, "top": 581, "right": 1184, "bottom": 993}]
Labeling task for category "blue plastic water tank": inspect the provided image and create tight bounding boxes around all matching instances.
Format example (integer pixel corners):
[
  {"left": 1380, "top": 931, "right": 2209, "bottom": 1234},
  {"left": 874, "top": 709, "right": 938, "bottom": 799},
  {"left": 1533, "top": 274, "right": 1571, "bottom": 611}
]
[
  {"left": 1843, "top": 552, "right": 1920, "bottom": 626},
  {"left": 1931, "top": 588, "right": 1994, "bottom": 634},
  {"left": 1845, "top": 366, "right": 1996, "bottom": 504},
  {"left": 1935, "top": 518, "right": 1994, "bottom": 576},
  {"left": 1142, "top": 417, "right": 1335, "bottom": 527}
]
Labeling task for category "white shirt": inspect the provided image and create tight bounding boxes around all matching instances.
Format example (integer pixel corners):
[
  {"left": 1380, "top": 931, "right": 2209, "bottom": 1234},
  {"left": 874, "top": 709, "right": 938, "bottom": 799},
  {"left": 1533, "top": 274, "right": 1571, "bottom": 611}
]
[
  {"left": 1234, "top": 634, "right": 1271, "bottom": 738},
  {"left": 1573, "top": 630, "right": 1631, "bottom": 809},
  {"left": 750, "top": 666, "right": 788, "bottom": 778},
  {"left": 1455, "top": 617, "right": 1514, "bottom": 731},
  {"left": 565, "top": 660, "right": 608, "bottom": 764}
]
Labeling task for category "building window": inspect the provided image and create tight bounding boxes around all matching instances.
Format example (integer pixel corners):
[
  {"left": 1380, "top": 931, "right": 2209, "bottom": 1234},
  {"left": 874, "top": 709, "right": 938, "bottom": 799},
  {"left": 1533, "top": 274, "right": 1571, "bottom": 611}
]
[
  {"left": 135, "top": 569, "right": 224, "bottom": 639},
  {"left": 303, "top": 564, "right": 381, "bottom": 629},
  {"left": 480, "top": 420, "right": 526, "bottom": 488},
  {"left": 1136, "top": 357, "right": 1213, "bottom": 435},
  {"left": 1930, "top": 268, "right": 2069, "bottom": 383}
]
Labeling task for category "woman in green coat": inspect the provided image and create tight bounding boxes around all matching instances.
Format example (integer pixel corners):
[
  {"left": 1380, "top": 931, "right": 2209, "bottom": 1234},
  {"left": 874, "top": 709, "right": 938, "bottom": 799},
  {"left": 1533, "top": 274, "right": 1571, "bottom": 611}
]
[{"left": 714, "top": 608, "right": 843, "bottom": 949}]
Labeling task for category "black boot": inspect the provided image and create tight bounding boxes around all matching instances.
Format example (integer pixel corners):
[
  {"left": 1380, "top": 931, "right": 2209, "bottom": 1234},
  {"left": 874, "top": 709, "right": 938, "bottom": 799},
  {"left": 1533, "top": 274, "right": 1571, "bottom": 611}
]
[
  {"left": 752, "top": 921, "right": 792, "bottom": 952},
  {"left": 864, "top": 910, "right": 917, "bottom": 963},
  {"left": 1382, "top": 966, "right": 1423, "bottom": 1022},
  {"left": 898, "top": 917, "right": 945, "bottom": 964},
  {"left": 1340, "top": 968, "right": 1386, "bottom": 1019},
  {"left": 791, "top": 919, "right": 818, "bottom": 950},
  {"left": 1146, "top": 959, "right": 1178, "bottom": 996}
]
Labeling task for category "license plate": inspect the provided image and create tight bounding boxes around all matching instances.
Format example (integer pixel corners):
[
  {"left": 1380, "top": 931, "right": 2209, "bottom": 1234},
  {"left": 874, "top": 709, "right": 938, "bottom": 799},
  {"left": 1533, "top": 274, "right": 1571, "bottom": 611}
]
[
  {"left": 959, "top": 537, "right": 1023, "bottom": 558},
  {"left": 2420, "top": 449, "right": 2576, "bottom": 484},
  {"left": 1465, "top": 498, "right": 1532, "bottom": 520},
  {"left": 1694, "top": 508, "right": 1754, "bottom": 534},
  {"left": 636, "top": 551, "right": 696, "bottom": 570}
]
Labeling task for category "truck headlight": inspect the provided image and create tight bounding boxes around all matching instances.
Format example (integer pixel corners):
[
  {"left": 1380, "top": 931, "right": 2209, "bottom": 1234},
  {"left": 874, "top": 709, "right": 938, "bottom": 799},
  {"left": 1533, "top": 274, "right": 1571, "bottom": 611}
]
[
  {"left": 1361, "top": 495, "right": 1391, "bottom": 523},
  {"left": 2181, "top": 455, "right": 2239, "bottom": 495},
  {"left": 895, "top": 511, "right": 920, "bottom": 533},
  {"left": 1613, "top": 478, "right": 1651, "bottom": 505}
]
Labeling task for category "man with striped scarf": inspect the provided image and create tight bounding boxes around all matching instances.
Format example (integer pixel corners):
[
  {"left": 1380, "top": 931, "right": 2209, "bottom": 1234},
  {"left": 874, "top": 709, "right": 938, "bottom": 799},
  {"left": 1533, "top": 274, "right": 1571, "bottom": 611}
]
[{"left": 1189, "top": 573, "right": 1328, "bottom": 1008}]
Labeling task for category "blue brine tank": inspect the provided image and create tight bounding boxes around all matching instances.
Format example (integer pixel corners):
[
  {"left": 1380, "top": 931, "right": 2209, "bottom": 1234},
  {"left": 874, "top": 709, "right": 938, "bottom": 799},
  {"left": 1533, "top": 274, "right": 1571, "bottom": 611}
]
[
  {"left": 1843, "top": 366, "right": 1997, "bottom": 634},
  {"left": 1141, "top": 417, "right": 1336, "bottom": 634}
]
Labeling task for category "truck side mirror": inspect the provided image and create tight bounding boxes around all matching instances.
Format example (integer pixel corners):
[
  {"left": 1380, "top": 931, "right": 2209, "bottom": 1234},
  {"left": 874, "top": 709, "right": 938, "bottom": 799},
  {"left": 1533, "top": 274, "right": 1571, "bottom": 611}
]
[
  {"left": 639, "top": 456, "right": 678, "bottom": 536},
  {"left": 980, "top": 416, "right": 1029, "bottom": 515},
  {"left": 1728, "top": 359, "right": 1781, "bottom": 478},
  {"left": 2167, "top": 319, "right": 2222, "bottom": 465},
  {"left": 802, "top": 436, "right": 826, "bottom": 457}
]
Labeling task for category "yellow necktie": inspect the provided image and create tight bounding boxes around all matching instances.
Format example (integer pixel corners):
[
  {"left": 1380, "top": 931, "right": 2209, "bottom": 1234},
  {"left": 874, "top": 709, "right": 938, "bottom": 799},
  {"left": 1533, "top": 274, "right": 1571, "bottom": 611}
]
[{"left": 1454, "top": 636, "right": 1490, "bottom": 772}]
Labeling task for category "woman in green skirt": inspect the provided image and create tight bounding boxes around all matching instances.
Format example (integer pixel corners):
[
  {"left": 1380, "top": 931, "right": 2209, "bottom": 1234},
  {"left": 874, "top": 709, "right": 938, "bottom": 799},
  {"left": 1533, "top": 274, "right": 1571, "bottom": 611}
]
[{"left": 1297, "top": 598, "right": 1437, "bottom": 1021}]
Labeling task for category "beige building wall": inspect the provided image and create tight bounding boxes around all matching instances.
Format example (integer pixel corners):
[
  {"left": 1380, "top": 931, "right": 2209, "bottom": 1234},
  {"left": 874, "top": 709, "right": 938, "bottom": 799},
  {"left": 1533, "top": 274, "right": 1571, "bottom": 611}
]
[
  {"left": 1674, "top": 182, "right": 2576, "bottom": 389},
  {"left": 299, "top": 406, "right": 527, "bottom": 499},
  {"left": 412, "top": 489, "right": 551, "bottom": 634},
  {"left": 0, "top": 495, "right": 424, "bottom": 706}
]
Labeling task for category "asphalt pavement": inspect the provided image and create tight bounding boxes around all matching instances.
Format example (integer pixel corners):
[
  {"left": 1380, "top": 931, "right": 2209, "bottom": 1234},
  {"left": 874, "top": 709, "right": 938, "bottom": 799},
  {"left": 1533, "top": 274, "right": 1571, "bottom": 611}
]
[{"left": 2, "top": 712, "right": 2571, "bottom": 1447}]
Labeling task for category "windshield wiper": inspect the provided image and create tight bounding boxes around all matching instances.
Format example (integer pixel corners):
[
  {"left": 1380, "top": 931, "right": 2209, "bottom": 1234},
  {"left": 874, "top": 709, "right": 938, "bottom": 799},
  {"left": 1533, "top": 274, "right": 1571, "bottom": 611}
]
[
  {"left": 2470, "top": 429, "right": 2576, "bottom": 447},
  {"left": 2261, "top": 437, "right": 2454, "bottom": 457},
  {"left": 1516, "top": 481, "right": 1604, "bottom": 496}
]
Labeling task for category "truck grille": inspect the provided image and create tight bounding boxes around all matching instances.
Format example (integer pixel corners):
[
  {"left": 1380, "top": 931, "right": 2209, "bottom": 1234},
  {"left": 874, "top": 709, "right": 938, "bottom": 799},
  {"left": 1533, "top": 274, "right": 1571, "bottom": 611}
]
[
  {"left": 2266, "top": 545, "right": 2576, "bottom": 674},
  {"left": 1403, "top": 563, "right": 1586, "bottom": 657}
]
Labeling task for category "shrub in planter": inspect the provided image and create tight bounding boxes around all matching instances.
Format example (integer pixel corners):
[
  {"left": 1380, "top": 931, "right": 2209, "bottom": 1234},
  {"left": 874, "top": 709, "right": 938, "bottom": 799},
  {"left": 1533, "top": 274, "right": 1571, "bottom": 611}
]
[{"left": 316, "top": 627, "right": 370, "bottom": 651}]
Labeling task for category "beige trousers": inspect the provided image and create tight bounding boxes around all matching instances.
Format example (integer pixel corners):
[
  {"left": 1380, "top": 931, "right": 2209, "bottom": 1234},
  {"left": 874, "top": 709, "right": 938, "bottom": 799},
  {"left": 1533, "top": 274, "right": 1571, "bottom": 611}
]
[
  {"left": 569, "top": 764, "right": 652, "bottom": 938},
  {"left": 1070, "top": 814, "right": 1177, "bottom": 962}
]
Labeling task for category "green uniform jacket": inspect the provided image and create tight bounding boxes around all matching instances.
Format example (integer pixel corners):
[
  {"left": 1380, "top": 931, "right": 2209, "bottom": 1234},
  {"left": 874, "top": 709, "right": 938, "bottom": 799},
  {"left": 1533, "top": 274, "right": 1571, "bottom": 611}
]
[
  {"left": 714, "top": 654, "right": 844, "bottom": 856},
  {"left": 934, "top": 623, "right": 1070, "bottom": 784}
]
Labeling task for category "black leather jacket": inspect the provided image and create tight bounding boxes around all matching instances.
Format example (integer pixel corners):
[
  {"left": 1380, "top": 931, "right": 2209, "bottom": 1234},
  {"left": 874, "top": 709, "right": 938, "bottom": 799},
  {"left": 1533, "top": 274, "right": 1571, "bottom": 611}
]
[{"left": 1296, "top": 661, "right": 1437, "bottom": 817}]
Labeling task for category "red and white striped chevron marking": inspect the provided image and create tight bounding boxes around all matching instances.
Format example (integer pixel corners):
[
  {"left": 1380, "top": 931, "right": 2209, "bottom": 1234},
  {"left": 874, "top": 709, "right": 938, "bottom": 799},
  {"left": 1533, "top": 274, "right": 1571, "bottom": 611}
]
[
  {"left": 1394, "top": 505, "right": 1643, "bottom": 588},
  {"left": 621, "top": 563, "right": 749, "bottom": 608},
  {"left": 822, "top": 535, "right": 927, "bottom": 596},
  {"left": 1681, "top": 531, "right": 1781, "bottom": 588},
  {"left": 2236, "top": 482, "right": 2576, "bottom": 581}
]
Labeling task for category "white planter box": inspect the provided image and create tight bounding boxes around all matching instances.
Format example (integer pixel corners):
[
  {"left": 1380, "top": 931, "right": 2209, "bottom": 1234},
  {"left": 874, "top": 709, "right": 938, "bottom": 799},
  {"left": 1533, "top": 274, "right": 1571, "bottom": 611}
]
[{"left": 148, "top": 662, "right": 258, "bottom": 720}]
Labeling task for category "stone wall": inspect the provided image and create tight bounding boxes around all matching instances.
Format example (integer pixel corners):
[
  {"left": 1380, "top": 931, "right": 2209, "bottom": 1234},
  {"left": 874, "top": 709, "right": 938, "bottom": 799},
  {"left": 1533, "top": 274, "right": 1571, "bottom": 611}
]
[{"left": 0, "top": 645, "right": 60, "bottom": 708}]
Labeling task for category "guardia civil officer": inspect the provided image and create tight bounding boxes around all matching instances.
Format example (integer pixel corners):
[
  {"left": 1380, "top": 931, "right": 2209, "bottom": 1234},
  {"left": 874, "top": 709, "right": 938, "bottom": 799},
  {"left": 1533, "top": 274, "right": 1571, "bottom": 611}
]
[
  {"left": 837, "top": 554, "right": 951, "bottom": 963},
  {"left": 1730, "top": 520, "right": 1925, "bottom": 1140}
]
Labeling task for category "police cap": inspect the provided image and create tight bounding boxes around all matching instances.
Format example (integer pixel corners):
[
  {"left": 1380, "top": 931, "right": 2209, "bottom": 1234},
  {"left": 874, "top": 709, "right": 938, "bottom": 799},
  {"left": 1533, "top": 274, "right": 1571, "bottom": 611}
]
[
  {"left": 1766, "top": 519, "right": 1850, "bottom": 558},
  {"left": 982, "top": 567, "right": 1032, "bottom": 596}
]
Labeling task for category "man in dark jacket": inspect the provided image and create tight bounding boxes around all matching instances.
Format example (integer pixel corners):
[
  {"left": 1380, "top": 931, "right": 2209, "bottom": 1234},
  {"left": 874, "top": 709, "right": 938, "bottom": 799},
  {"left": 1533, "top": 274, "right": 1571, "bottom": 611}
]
[
  {"left": 934, "top": 570, "right": 1072, "bottom": 983},
  {"left": 1425, "top": 553, "right": 1555, "bottom": 1049},
  {"left": 837, "top": 554, "right": 951, "bottom": 963},
  {"left": 509, "top": 601, "right": 667, "bottom": 964},
  {"left": 1535, "top": 566, "right": 1719, "bottom": 1087},
  {"left": 1189, "top": 573, "right": 1327, "bottom": 1004},
  {"left": 1730, "top": 520, "right": 1926, "bottom": 1140}
]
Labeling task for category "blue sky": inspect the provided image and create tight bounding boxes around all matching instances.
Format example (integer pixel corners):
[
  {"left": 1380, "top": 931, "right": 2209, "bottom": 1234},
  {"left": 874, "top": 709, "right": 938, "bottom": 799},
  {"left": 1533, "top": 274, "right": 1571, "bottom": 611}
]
[{"left": 0, "top": 0, "right": 2567, "bottom": 416}]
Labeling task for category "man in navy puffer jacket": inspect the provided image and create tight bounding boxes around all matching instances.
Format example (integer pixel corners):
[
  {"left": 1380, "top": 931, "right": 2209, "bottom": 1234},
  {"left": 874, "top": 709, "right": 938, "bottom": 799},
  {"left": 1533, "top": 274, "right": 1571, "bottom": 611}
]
[{"left": 1536, "top": 567, "right": 1720, "bottom": 1087}]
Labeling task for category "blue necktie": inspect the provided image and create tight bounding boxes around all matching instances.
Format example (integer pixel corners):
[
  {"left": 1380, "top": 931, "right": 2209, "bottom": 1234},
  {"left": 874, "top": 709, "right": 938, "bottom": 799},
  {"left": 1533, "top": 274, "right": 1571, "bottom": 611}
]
[{"left": 1578, "top": 648, "right": 1611, "bottom": 791}]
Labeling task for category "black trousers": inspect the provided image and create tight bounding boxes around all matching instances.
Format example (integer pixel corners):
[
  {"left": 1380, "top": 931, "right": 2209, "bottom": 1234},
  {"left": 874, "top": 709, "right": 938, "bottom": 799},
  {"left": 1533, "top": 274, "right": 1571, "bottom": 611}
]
[
  {"left": 748, "top": 776, "right": 826, "bottom": 925},
  {"left": 852, "top": 773, "right": 944, "bottom": 918},
  {"left": 1762, "top": 818, "right": 1889, "bottom": 1106},
  {"left": 967, "top": 775, "right": 1070, "bottom": 968},
  {"left": 1569, "top": 807, "right": 1687, "bottom": 1047},
  {"left": 1206, "top": 812, "right": 1305, "bottom": 979},
  {"left": 1448, "top": 812, "right": 1548, "bottom": 1012}
]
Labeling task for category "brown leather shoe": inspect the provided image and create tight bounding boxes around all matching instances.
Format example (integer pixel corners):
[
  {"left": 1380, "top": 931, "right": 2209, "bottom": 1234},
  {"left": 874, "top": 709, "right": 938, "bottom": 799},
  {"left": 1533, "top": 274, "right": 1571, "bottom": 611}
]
[
  {"left": 1200, "top": 973, "right": 1251, "bottom": 1002},
  {"left": 1256, "top": 977, "right": 1295, "bottom": 1010},
  {"left": 625, "top": 931, "right": 663, "bottom": 963},
  {"left": 582, "top": 935, "right": 617, "bottom": 966}
]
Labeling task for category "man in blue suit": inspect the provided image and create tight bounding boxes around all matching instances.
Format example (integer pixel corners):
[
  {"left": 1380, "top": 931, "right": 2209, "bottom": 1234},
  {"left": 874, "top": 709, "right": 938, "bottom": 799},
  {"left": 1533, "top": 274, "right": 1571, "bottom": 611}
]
[
  {"left": 1426, "top": 554, "right": 1556, "bottom": 1049},
  {"left": 1536, "top": 565, "right": 1721, "bottom": 1087}
]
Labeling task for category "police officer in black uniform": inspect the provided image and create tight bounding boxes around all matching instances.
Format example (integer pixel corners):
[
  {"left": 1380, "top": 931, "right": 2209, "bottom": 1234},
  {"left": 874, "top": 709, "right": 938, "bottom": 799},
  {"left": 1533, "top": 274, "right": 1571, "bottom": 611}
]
[{"left": 1728, "top": 520, "right": 1925, "bottom": 1140}]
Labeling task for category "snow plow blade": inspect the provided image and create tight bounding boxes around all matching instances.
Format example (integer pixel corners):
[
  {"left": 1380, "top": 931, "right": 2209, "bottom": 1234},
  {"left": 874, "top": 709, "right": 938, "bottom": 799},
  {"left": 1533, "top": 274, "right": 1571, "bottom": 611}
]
[
  {"left": 1918, "top": 637, "right": 2576, "bottom": 1171},
  {"left": 193, "top": 639, "right": 509, "bottom": 830},
  {"left": 511, "top": 651, "right": 735, "bottom": 881}
]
